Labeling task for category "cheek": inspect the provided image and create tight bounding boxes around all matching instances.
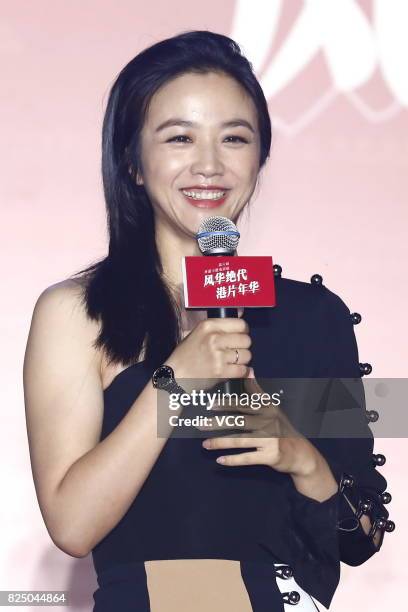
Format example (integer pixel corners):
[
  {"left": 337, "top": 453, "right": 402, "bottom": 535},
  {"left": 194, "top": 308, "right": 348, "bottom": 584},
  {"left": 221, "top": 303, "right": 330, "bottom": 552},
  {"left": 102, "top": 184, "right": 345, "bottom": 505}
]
[
  {"left": 144, "top": 148, "right": 185, "bottom": 184},
  {"left": 230, "top": 148, "right": 259, "bottom": 180}
]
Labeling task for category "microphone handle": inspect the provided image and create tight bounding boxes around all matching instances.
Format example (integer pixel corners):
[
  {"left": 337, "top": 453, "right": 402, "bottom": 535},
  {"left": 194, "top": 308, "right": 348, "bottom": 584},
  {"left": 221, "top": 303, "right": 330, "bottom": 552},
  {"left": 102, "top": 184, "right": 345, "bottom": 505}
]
[
  {"left": 207, "top": 307, "right": 238, "bottom": 319},
  {"left": 207, "top": 307, "right": 243, "bottom": 395}
]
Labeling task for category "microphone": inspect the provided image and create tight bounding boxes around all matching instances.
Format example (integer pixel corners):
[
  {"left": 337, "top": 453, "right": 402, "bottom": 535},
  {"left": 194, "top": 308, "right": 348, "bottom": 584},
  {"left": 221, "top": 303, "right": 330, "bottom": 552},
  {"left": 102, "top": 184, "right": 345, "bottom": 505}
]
[
  {"left": 196, "top": 216, "right": 240, "bottom": 319},
  {"left": 196, "top": 216, "right": 244, "bottom": 396}
]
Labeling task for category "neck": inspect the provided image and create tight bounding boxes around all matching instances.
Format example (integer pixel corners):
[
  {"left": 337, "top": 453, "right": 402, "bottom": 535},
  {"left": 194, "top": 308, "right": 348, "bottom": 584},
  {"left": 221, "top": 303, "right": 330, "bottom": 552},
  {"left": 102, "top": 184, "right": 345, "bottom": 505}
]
[
  {"left": 155, "top": 223, "right": 210, "bottom": 332},
  {"left": 155, "top": 220, "right": 201, "bottom": 307}
]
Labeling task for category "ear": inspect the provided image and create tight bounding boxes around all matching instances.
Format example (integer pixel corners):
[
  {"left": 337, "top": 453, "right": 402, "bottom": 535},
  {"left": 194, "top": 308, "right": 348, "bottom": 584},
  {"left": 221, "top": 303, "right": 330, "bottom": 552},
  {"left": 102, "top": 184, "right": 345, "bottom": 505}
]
[
  {"left": 136, "top": 170, "right": 144, "bottom": 186},
  {"left": 127, "top": 163, "right": 144, "bottom": 186}
]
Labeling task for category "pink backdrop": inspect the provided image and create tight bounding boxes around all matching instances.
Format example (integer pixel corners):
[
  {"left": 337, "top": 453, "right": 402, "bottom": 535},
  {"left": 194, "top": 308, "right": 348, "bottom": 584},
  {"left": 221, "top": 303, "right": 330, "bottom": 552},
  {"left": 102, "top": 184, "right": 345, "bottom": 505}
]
[{"left": 2, "top": 1, "right": 406, "bottom": 610}]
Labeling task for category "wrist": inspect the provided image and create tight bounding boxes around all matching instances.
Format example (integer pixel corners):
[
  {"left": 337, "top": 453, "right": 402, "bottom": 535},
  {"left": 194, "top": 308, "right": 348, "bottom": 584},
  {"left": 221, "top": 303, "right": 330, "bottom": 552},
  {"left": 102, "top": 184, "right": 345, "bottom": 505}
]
[
  {"left": 289, "top": 438, "right": 320, "bottom": 477},
  {"left": 158, "top": 357, "right": 198, "bottom": 396},
  {"left": 291, "top": 451, "right": 339, "bottom": 503},
  {"left": 165, "top": 356, "right": 186, "bottom": 380}
]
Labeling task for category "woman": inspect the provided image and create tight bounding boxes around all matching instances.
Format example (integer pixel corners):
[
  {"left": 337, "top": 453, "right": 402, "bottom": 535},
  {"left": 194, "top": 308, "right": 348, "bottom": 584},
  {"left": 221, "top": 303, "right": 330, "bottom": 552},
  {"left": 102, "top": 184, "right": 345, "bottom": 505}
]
[{"left": 23, "top": 31, "right": 394, "bottom": 611}]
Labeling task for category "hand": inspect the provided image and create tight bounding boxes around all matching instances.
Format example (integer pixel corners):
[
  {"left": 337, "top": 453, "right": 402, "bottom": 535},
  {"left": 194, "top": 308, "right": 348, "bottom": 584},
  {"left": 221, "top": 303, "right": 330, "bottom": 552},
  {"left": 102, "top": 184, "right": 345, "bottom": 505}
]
[
  {"left": 166, "top": 317, "right": 252, "bottom": 393},
  {"left": 199, "top": 369, "right": 319, "bottom": 477}
]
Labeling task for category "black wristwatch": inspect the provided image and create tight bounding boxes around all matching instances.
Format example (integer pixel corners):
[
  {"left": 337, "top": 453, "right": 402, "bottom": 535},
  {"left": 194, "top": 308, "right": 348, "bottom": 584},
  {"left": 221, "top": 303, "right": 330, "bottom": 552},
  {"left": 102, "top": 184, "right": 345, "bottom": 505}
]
[{"left": 151, "top": 364, "right": 187, "bottom": 395}]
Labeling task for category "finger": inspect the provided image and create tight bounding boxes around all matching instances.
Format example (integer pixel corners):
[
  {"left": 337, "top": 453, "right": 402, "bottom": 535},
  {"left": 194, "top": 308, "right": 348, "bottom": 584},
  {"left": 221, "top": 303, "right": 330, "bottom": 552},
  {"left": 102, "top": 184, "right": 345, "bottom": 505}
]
[
  {"left": 218, "top": 333, "right": 252, "bottom": 350},
  {"left": 203, "top": 435, "right": 265, "bottom": 450},
  {"left": 216, "top": 451, "right": 267, "bottom": 467},
  {"left": 203, "top": 317, "right": 249, "bottom": 334},
  {"left": 238, "top": 415, "right": 266, "bottom": 430},
  {"left": 224, "top": 347, "right": 252, "bottom": 366}
]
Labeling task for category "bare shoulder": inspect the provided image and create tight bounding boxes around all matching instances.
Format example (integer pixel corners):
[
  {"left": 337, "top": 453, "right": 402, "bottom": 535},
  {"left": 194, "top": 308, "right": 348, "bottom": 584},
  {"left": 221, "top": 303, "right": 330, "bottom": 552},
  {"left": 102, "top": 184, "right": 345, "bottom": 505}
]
[
  {"left": 24, "top": 277, "right": 104, "bottom": 422},
  {"left": 37, "top": 277, "right": 89, "bottom": 312},
  {"left": 26, "top": 276, "right": 107, "bottom": 394},
  {"left": 32, "top": 278, "right": 101, "bottom": 354},
  {"left": 31, "top": 278, "right": 138, "bottom": 391}
]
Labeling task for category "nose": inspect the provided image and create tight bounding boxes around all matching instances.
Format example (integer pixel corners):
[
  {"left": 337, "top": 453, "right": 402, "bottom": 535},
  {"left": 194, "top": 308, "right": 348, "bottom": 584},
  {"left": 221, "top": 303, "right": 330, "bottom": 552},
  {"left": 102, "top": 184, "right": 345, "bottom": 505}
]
[{"left": 190, "top": 141, "right": 224, "bottom": 178}]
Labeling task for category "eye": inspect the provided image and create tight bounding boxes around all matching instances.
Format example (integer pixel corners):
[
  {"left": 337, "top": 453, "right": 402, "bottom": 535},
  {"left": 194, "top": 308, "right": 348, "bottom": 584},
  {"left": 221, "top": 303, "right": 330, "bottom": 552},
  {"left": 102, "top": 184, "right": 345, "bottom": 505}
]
[
  {"left": 166, "top": 135, "right": 192, "bottom": 143},
  {"left": 224, "top": 136, "right": 249, "bottom": 144}
]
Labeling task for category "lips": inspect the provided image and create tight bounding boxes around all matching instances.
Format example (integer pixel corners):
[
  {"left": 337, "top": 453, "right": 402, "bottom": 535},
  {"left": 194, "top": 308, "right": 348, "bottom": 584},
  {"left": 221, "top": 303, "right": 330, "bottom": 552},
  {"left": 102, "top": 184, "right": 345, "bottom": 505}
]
[
  {"left": 182, "top": 193, "right": 228, "bottom": 208},
  {"left": 180, "top": 185, "right": 229, "bottom": 208},
  {"left": 181, "top": 185, "right": 229, "bottom": 190}
]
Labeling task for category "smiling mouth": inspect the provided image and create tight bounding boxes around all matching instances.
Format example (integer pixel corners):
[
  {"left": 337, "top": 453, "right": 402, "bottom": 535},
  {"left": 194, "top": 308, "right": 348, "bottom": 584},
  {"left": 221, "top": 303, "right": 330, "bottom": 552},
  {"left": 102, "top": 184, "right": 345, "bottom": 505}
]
[
  {"left": 181, "top": 188, "right": 227, "bottom": 201},
  {"left": 180, "top": 189, "right": 229, "bottom": 208}
]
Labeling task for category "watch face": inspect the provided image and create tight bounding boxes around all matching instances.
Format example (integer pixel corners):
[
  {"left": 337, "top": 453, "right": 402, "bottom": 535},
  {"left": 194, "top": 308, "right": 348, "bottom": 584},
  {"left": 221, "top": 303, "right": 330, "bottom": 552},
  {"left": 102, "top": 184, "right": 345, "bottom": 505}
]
[{"left": 152, "top": 365, "right": 174, "bottom": 389}]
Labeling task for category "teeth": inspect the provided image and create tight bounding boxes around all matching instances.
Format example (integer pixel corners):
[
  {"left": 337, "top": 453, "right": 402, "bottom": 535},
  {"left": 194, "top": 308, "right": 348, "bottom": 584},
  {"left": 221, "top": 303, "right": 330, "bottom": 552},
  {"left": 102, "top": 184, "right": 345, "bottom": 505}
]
[{"left": 182, "top": 189, "right": 226, "bottom": 200}]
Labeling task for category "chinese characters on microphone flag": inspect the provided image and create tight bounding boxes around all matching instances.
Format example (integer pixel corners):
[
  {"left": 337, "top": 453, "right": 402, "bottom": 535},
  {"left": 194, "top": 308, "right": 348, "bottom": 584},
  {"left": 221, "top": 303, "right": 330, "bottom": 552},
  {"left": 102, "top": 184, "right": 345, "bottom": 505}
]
[{"left": 182, "top": 255, "right": 276, "bottom": 308}]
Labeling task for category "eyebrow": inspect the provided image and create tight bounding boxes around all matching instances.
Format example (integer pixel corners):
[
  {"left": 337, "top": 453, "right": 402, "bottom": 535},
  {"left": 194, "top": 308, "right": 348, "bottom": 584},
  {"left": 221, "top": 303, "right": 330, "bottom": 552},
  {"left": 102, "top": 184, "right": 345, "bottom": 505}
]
[{"left": 155, "top": 118, "right": 255, "bottom": 133}]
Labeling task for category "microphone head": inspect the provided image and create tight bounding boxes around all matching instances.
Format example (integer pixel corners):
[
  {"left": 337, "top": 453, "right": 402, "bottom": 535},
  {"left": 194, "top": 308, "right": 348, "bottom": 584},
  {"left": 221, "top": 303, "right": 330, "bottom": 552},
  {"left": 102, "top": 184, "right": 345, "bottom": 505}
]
[{"left": 196, "top": 216, "right": 240, "bottom": 255}]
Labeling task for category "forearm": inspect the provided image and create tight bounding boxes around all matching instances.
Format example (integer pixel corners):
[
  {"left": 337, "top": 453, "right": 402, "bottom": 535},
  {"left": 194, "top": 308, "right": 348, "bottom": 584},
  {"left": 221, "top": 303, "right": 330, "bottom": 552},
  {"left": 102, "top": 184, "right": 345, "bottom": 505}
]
[
  {"left": 291, "top": 446, "right": 382, "bottom": 547},
  {"left": 50, "top": 380, "right": 177, "bottom": 557}
]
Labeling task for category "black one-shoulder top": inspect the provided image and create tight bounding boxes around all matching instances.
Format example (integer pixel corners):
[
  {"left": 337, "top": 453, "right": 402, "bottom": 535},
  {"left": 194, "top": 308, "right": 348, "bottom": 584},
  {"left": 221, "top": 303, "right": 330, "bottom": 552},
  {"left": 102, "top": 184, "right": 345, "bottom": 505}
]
[{"left": 91, "top": 276, "right": 392, "bottom": 610}]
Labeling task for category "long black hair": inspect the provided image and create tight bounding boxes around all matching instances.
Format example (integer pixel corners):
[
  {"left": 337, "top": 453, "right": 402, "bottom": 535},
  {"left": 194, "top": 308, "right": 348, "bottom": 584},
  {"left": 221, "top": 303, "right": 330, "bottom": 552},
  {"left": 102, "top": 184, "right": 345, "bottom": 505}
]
[{"left": 70, "top": 30, "right": 272, "bottom": 371}]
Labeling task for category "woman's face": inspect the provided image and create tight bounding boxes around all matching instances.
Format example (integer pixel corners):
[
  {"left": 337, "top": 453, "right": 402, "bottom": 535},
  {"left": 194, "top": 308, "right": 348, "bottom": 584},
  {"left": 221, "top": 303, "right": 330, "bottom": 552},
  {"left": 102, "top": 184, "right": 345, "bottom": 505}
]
[{"left": 135, "top": 71, "right": 261, "bottom": 237}]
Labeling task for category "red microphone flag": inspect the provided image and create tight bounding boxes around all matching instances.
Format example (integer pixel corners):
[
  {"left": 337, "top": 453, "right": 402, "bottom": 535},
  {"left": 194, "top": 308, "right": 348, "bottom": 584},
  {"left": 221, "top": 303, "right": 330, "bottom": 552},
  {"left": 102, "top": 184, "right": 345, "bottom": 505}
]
[{"left": 182, "top": 255, "right": 276, "bottom": 308}]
